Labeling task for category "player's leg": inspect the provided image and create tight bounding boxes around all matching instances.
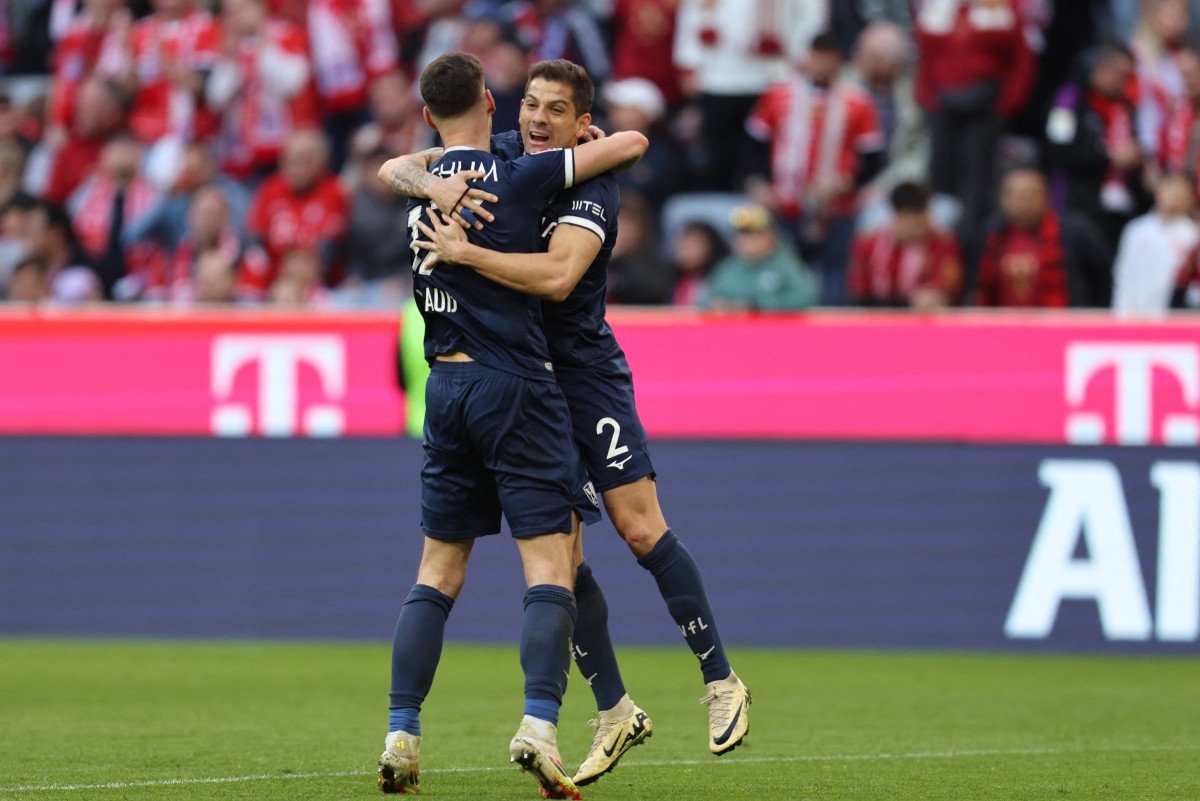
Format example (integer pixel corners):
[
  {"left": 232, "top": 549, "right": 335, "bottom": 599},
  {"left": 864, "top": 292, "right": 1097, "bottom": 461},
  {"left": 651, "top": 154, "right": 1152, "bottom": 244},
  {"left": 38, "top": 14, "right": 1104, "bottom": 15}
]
[
  {"left": 510, "top": 526, "right": 582, "bottom": 800},
  {"left": 477, "top": 372, "right": 595, "bottom": 800},
  {"left": 570, "top": 535, "right": 654, "bottom": 786},
  {"left": 381, "top": 362, "right": 500, "bottom": 794},
  {"left": 380, "top": 536, "right": 473, "bottom": 794},
  {"left": 604, "top": 476, "right": 751, "bottom": 755}
]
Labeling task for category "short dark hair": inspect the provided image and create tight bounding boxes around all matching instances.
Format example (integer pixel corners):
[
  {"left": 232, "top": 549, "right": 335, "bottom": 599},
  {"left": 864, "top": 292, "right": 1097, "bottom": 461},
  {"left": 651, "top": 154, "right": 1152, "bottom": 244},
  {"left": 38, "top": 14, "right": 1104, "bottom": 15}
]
[
  {"left": 420, "top": 52, "right": 486, "bottom": 119},
  {"left": 810, "top": 32, "right": 842, "bottom": 55},
  {"left": 889, "top": 181, "right": 931, "bottom": 213},
  {"left": 527, "top": 59, "right": 595, "bottom": 116}
]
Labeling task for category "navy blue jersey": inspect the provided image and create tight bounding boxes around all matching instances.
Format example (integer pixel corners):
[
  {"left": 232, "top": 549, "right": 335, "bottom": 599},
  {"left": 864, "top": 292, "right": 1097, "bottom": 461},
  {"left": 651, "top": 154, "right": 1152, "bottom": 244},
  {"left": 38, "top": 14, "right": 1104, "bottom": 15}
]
[
  {"left": 539, "top": 175, "right": 622, "bottom": 367},
  {"left": 409, "top": 145, "right": 577, "bottom": 381},
  {"left": 490, "top": 130, "right": 623, "bottom": 368}
]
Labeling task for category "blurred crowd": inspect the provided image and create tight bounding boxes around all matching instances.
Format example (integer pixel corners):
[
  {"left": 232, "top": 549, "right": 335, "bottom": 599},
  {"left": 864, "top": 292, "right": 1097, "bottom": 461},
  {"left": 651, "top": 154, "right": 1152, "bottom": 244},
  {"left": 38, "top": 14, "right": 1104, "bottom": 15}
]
[{"left": 2, "top": 0, "right": 1200, "bottom": 314}]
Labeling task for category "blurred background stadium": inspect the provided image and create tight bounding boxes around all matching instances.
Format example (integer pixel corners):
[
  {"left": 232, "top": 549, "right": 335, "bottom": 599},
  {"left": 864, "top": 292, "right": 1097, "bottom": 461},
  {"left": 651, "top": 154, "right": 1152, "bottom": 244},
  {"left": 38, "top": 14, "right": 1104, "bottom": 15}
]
[{"left": 1, "top": 1, "right": 1198, "bottom": 798}]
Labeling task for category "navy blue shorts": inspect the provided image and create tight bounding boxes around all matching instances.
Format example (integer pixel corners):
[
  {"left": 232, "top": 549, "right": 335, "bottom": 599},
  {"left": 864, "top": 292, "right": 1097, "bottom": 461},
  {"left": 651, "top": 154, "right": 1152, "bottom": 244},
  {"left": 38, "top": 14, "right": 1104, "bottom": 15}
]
[
  {"left": 421, "top": 361, "right": 600, "bottom": 540},
  {"left": 556, "top": 353, "right": 656, "bottom": 494}
]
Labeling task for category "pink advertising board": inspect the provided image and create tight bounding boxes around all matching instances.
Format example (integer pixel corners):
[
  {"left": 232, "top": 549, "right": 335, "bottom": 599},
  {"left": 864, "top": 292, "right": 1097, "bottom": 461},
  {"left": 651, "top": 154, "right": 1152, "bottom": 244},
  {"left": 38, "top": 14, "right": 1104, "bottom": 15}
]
[{"left": 2, "top": 307, "right": 1199, "bottom": 444}]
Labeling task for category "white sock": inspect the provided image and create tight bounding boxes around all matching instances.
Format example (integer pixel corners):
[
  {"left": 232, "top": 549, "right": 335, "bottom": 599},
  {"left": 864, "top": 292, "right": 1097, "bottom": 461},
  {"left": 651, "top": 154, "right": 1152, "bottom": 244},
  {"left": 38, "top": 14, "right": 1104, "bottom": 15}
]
[
  {"left": 599, "top": 693, "right": 636, "bottom": 723},
  {"left": 521, "top": 714, "right": 557, "bottom": 742}
]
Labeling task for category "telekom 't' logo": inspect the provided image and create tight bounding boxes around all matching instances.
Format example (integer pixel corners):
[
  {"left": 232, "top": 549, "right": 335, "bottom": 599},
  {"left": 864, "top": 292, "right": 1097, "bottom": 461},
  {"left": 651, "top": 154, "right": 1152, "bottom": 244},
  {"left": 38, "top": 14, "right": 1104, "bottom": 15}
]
[
  {"left": 210, "top": 335, "right": 346, "bottom": 437},
  {"left": 1065, "top": 343, "right": 1200, "bottom": 445}
]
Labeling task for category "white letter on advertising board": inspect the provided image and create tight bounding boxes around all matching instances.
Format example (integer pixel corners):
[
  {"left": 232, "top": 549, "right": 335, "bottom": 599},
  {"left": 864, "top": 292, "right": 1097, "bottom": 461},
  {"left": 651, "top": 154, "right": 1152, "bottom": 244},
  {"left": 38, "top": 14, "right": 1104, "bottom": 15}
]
[{"left": 1006, "top": 460, "right": 1152, "bottom": 640}]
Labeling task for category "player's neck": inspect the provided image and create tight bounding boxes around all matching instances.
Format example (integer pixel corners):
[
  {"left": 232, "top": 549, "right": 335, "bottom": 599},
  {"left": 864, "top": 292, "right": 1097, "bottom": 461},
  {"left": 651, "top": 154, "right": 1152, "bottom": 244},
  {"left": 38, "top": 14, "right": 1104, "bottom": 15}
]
[{"left": 436, "top": 119, "right": 492, "bottom": 152}]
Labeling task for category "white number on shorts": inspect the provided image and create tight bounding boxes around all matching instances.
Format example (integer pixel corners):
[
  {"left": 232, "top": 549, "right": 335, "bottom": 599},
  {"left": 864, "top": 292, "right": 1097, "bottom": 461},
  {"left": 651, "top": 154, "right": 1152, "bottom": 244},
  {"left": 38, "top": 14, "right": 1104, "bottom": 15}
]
[{"left": 596, "top": 417, "right": 630, "bottom": 460}]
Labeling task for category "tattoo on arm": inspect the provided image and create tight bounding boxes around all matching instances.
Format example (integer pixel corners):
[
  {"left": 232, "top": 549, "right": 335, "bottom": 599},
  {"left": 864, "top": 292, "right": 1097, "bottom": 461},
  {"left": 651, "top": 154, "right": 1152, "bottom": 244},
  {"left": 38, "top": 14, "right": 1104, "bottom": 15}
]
[{"left": 383, "top": 148, "right": 444, "bottom": 199}]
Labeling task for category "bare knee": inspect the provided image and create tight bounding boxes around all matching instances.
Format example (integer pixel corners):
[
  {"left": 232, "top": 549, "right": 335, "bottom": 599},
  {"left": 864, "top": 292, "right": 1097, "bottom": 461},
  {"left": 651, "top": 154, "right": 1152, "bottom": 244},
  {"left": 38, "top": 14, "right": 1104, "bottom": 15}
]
[
  {"left": 415, "top": 537, "right": 473, "bottom": 599},
  {"left": 609, "top": 508, "right": 666, "bottom": 558}
]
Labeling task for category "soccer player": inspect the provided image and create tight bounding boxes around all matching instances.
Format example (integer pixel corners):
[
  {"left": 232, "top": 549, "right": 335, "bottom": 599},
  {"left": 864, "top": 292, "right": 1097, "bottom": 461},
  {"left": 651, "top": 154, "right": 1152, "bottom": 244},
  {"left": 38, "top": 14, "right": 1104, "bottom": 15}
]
[
  {"left": 384, "top": 59, "right": 751, "bottom": 786},
  {"left": 376, "top": 53, "right": 648, "bottom": 799}
]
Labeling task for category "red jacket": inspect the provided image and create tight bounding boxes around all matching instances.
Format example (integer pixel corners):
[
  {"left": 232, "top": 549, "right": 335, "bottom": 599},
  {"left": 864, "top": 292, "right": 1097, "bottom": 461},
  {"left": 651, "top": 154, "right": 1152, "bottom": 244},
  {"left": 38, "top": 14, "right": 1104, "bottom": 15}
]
[
  {"left": 243, "top": 172, "right": 348, "bottom": 295},
  {"left": 915, "top": 3, "right": 1035, "bottom": 117}
]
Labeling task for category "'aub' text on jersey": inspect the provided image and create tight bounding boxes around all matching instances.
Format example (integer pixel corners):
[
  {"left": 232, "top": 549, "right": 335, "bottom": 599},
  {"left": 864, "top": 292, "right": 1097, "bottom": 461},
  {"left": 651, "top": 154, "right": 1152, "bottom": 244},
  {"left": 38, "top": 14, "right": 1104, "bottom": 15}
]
[{"left": 423, "top": 287, "right": 458, "bottom": 313}]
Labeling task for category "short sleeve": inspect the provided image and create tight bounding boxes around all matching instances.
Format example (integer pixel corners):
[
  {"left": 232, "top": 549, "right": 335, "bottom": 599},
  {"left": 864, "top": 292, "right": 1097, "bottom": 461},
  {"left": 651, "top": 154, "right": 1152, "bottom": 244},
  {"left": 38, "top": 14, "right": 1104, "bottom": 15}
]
[
  {"left": 508, "top": 148, "right": 574, "bottom": 202},
  {"left": 553, "top": 177, "right": 618, "bottom": 244}
]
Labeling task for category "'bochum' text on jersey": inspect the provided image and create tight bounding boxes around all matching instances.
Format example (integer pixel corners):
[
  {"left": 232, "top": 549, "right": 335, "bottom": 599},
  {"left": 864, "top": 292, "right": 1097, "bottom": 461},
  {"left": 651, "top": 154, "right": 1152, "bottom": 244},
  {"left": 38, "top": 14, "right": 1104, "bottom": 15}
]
[{"left": 408, "top": 144, "right": 576, "bottom": 380}]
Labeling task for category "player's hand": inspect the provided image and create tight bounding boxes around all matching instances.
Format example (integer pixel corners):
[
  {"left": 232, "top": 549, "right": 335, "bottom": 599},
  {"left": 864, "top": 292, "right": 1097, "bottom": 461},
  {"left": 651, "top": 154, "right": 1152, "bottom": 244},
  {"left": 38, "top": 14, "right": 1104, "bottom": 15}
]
[
  {"left": 578, "top": 124, "right": 607, "bottom": 143},
  {"left": 413, "top": 206, "right": 472, "bottom": 266},
  {"left": 429, "top": 170, "right": 497, "bottom": 231}
]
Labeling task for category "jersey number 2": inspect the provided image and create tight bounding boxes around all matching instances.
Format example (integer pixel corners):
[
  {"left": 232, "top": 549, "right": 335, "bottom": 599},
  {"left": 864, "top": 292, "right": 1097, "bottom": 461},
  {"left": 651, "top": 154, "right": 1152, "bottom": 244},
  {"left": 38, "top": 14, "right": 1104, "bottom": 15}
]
[{"left": 596, "top": 417, "right": 629, "bottom": 459}]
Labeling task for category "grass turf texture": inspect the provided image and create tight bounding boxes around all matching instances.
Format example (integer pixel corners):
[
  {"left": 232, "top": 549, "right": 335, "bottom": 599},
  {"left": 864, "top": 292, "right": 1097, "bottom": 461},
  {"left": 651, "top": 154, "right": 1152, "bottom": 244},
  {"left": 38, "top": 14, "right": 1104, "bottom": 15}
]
[{"left": 0, "top": 640, "right": 1196, "bottom": 800}]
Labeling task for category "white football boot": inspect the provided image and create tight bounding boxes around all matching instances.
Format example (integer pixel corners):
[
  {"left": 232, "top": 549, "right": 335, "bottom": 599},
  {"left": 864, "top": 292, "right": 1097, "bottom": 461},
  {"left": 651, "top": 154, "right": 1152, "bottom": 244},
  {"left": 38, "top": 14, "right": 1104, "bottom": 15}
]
[
  {"left": 378, "top": 730, "right": 421, "bottom": 794},
  {"left": 573, "top": 699, "right": 653, "bottom": 786},
  {"left": 508, "top": 715, "right": 581, "bottom": 800},
  {"left": 701, "top": 672, "right": 751, "bottom": 755}
]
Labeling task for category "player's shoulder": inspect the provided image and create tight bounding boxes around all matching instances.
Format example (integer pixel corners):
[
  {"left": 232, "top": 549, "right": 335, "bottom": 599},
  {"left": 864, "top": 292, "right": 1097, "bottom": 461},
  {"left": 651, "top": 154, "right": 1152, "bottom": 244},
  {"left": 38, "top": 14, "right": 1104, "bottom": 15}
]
[
  {"left": 490, "top": 130, "right": 524, "bottom": 161},
  {"left": 559, "top": 171, "right": 619, "bottom": 204}
]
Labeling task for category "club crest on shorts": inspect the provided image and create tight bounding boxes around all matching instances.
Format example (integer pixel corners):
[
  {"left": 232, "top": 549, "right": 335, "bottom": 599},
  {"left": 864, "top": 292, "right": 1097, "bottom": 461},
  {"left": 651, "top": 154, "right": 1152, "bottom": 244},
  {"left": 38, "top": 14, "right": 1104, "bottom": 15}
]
[{"left": 583, "top": 481, "right": 599, "bottom": 508}]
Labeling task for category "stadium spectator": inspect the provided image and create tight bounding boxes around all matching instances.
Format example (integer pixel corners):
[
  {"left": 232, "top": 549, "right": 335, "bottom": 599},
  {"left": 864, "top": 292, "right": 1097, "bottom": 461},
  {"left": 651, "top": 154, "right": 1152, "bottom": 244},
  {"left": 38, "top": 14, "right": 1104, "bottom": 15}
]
[
  {"left": 607, "top": 191, "right": 674, "bottom": 305},
  {"left": 39, "top": 76, "right": 128, "bottom": 207},
  {"left": 974, "top": 167, "right": 1114, "bottom": 308},
  {"left": 850, "top": 22, "right": 929, "bottom": 216},
  {"left": 46, "top": 0, "right": 132, "bottom": 136},
  {"left": 1045, "top": 41, "right": 1147, "bottom": 251},
  {"left": 191, "top": 248, "right": 240, "bottom": 304},
  {"left": 915, "top": 0, "right": 1036, "bottom": 261},
  {"left": 0, "top": 138, "right": 31, "bottom": 210},
  {"left": 1112, "top": 172, "right": 1199, "bottom": 315},
  {"left": 306, "top": 0, "right": 398, "bottom": 170},
  {"left": 1133, "top": 0, "right": 1190, "bottom": 162},
  {"left": 147, "top": 184, "right": 245, "bottom": 302},
  {"left": 340, "top": 147, "right": 410, "bottom": 307},
  {"left": 124, "top": 0, "right": 222, "bottom": 153},
  {"left": 673, "top": 0, "right": 827, "bottom": 191},
  {"left": 348, "top": 71, "right": 428, "bottom": 173},
  {"left": 68, "top": 134, "right": 165, "bottom": 299},
  {"left": 601, "top": 77, "right": 684, "bottom": 214},
  {"left": 669, "top": 219, "right": 728, "bottom": 307},
  {"left": 746, "top": 33, "right": 884, "bottom": 306},
  {"left": 482, "top": 38, "right": 529, "bottom": 134},
  {"left": 609, "top": 0, "right": 682, "bottom": 106},
  {"left": 411, "top": 0, "right": 473, "bottom": 73},
  {"left": 847, "top": 181, "right": 964, "bottom": 309},
  {"left": 241, "top": 129, "right": 348, "bottom": 299},
  {"left": 125, "top": 141, "right": 251, "bottom": 254},
  {"left": 1157, "top": 45, "right": 1200, "bottom": 196},
  {"left": 206, "top": 0, "right": 320, "bottom": 181},
  {"left": 5, "top": 256, "right": 52, "bottom": 303},
  {"left": 268, "top": 247, "right": 329, "bottom": 306},
  {"left": 504, "top": 1, "right": 612, "bottom": 86},
  {"left": 701, "top": 203, "right": 818, "bottom": 311},
  {"left": 22, "top": 201, "right": 104, "bottom": 303}
]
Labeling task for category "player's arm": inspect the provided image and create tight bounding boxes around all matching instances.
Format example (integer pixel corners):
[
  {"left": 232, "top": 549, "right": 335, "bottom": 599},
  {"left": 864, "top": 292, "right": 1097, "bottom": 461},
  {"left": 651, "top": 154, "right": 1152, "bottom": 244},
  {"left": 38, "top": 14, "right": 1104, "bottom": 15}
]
[
  {"left": 414, "top": 208, "right": 599, "bottom": 302},
  {"left": 378, "top": 148, "right": 498, "bottom": 227},
  {"left": 570, "top": 130, "right": 648, "bottom": 184}
]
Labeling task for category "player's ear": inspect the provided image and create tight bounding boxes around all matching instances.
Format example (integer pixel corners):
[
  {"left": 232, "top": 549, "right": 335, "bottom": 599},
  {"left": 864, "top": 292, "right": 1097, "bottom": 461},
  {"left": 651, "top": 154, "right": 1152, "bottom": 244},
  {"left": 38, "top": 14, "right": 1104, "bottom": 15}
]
[
  {"left": 421, "top": 106, "right": 438, "bottom": 131},
  {"left": 484, "top": 90, "right": 496, "bottom": 117},
  {"left": 575, "top": 112, "right": 592, "bottom": 140}
]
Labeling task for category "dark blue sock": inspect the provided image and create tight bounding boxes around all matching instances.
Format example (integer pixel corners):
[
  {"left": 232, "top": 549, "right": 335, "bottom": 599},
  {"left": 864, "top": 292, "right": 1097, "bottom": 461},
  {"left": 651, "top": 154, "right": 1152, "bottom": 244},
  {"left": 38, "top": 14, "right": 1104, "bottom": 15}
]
[
  {"left": 638, "top": 529, "right": 731, "bottom": 683},
  {"left": 520, "top": 584, "right": 577, "bottom": 726},
  {"left": 388, "top": 584, "right": 454, "bottom": 735},
  {"left": 572, "top": 562, "right": 628, "bottom": 711}
]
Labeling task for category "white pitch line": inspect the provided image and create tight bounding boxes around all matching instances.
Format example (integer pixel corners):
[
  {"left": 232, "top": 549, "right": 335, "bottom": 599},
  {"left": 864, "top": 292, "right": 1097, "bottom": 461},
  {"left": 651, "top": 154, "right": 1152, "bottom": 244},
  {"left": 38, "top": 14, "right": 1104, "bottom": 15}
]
[{"left": 2, "top": 744, "right": 1196, "bottom": 794}]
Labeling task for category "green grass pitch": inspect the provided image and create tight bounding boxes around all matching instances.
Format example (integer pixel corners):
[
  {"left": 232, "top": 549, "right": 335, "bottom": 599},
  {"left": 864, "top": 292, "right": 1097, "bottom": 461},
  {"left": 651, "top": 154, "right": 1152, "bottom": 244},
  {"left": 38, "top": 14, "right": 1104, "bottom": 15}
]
[{"left": 0, "top": 639, "right": 1196, "bottom": 800}]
